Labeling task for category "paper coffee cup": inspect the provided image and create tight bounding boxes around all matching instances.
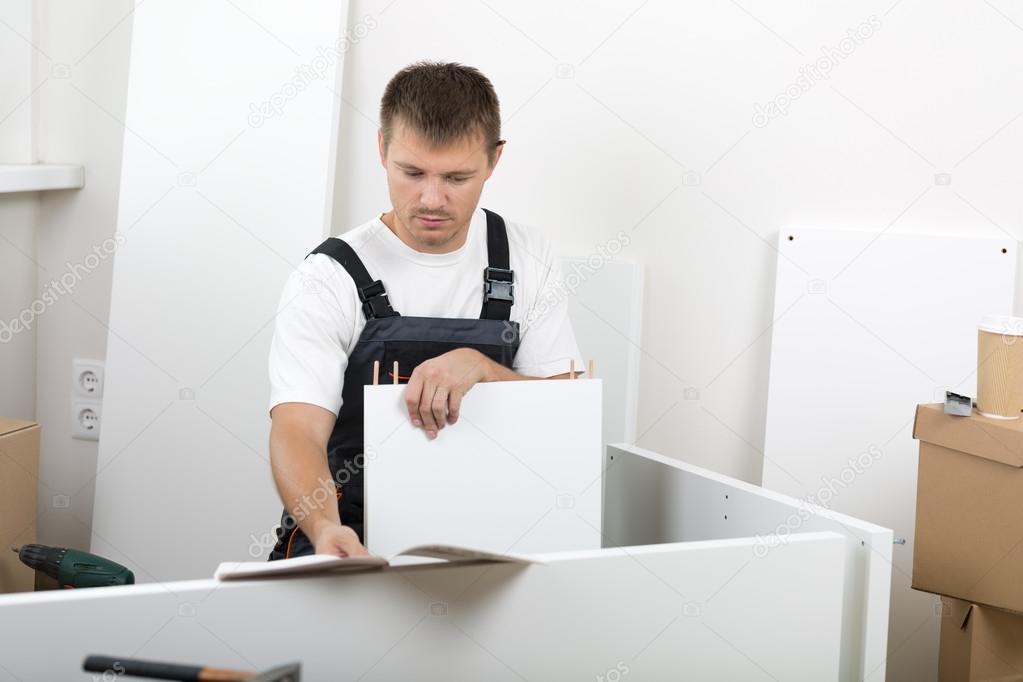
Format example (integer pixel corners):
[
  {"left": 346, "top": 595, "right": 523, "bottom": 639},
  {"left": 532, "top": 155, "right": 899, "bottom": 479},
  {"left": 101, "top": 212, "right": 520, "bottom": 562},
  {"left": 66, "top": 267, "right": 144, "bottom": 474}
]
[{"left": 976, "top": 314, "right": 1023, "bottom": 419}]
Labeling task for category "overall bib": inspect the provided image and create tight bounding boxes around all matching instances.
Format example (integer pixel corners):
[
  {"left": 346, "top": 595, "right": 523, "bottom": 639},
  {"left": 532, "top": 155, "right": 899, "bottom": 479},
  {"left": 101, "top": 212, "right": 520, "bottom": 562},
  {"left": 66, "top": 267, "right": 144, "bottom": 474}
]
[{"left": 268, "top": 209, "right": 520, "bottom": 560}]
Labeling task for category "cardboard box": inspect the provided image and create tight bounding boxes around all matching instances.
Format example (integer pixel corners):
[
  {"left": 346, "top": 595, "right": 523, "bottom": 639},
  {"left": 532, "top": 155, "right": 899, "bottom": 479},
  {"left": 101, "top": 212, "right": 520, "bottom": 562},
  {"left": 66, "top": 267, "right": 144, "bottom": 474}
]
[
  {"left": 0, "top": 417, "right": 39, "bottom": 593},
  {"left": 912, "top": 403, "right": 1023, "bottom": 613},
  {"left": 939, "top": 597, "right": 1023, "bottom": 681}
]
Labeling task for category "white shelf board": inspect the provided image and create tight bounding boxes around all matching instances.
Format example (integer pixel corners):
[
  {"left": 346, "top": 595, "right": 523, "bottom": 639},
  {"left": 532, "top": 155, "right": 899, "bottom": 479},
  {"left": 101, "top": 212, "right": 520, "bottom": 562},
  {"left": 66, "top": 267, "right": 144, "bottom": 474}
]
[{"left": 0, "top": 164, "right": 84, "bottom": 193}]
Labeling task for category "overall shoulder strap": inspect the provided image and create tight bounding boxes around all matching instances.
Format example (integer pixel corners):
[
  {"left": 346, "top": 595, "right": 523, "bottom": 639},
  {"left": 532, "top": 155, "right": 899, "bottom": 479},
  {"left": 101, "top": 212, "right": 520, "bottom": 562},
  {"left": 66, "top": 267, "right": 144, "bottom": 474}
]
[
  {"left": 480, "top": 208, "right": 514, "bottom": 321},
  {"left": 307, "top": 238, "right": 399, "bottom": 320}
]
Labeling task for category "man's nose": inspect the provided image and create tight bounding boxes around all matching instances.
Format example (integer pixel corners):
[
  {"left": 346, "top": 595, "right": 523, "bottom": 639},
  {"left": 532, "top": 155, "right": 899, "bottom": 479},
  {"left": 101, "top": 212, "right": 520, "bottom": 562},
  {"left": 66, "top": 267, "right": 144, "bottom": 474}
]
[{"left": 420, "top": 177, "right": 444, "bottom": 209}]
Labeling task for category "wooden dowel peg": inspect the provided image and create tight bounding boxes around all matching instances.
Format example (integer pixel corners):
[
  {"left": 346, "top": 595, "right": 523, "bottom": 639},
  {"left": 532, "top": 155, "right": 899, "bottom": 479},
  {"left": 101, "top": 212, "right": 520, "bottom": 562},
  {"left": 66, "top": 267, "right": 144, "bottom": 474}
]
[
  {"left": 587, "top": 359, "right": 594, "bottom": 379},
  {"left": 393, "top": 360, "right": 399, "bottom": 385},
  {"left": 569, "top": 359, "right": 576, "bottom": 380},
  {"left": 372, "top": 360, "right": 380, "bottom": 386}
]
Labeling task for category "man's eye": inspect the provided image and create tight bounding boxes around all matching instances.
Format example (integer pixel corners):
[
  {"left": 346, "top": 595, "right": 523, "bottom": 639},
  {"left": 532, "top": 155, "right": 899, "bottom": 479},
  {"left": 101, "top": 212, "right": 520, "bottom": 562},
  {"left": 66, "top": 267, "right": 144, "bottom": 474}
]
[
  {"left": 404, "top": 171, "right": 422, "bottom": 178},
  {"left": 448, "top": 177, "right": 469, "bottom": 184}
]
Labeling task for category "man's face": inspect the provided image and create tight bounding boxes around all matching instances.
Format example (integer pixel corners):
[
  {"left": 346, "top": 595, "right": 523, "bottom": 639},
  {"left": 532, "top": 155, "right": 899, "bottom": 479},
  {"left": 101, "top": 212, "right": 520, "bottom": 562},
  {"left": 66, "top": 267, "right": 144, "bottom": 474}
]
[{"left": 378, "top": 122, "right": 501, "bottom": 253}]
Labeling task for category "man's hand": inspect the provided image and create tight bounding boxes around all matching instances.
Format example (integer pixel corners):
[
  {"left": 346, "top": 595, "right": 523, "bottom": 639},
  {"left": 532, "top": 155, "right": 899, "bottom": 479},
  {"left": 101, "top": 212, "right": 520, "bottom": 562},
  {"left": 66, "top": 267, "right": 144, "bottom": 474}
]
[
  {"left": 405, "top": 348, "right": 494, "bottom": 439},
  {"left": 313, "top": 523, "right": 370, "bottom": 557}
]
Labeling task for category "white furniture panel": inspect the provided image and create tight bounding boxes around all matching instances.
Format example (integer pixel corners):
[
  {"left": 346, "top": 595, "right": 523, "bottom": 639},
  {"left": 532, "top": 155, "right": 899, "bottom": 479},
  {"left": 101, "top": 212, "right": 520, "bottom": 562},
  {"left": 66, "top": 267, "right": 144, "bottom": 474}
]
[
  {"left": 90, "top": 1, "right": 351, "bottom": 581},
  {"left": 604, "top": 443, "right": 893, "bottom": 682},
  {"left": 561, "top": 258, "right": 643, "bottom": 447},
  {"left": 0, "top": 534, "right": 845, "bottom": 681},
  {"left": 761, "top": 228, "right": 1015, "bottom": 680},
  {"left": 364, "top": 381, "right": 603, "bottom": 557}
]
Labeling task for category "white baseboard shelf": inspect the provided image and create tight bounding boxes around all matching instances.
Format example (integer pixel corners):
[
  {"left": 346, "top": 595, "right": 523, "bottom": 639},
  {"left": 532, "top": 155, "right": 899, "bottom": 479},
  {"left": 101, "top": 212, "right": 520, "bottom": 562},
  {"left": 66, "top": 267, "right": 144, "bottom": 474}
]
[{"left": 0, "top": 164, "right": 85, "bottom": 194}]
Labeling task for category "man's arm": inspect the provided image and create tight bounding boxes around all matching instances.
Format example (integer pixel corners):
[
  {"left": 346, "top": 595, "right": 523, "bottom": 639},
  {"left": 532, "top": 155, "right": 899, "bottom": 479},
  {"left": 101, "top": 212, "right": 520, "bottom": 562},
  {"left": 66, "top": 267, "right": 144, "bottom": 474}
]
[
  {"left": 404, "top": 348, "right": 576, "bottom": 439},
  {"left": 480, "top": 358, "right": 573, "bottom": 382},
  {"left": 269, "top": 402, "right": 368, "bottom": 557}
]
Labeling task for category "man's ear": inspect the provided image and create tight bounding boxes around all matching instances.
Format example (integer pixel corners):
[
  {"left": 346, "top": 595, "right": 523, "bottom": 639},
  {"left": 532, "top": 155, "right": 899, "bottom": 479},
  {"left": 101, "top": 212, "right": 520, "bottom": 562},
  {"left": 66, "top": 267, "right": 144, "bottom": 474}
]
[
  {"left": 486, "top": 140, "right": 506, "bottom": 178},
  {"left": 377, "top": 128, "right": 387, "bottom": 168}
]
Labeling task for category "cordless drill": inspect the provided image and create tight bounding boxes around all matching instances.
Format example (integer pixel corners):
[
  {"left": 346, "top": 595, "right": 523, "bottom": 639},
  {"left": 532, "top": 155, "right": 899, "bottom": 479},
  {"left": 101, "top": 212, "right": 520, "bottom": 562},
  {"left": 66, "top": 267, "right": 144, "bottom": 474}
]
[{"left": 11, "top": 544, "right": 134, "bottom": 588}]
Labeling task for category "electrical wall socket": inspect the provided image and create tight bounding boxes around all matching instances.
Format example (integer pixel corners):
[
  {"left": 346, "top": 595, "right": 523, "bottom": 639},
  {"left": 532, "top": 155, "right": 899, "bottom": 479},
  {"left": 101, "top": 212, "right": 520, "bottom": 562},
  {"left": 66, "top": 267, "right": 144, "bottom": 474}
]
[
  {"left": 71, "top": 400, "right": 102, "bottom": 441},
  {"left": 72, "top": 358, "right": 105, "bottom": 397}
]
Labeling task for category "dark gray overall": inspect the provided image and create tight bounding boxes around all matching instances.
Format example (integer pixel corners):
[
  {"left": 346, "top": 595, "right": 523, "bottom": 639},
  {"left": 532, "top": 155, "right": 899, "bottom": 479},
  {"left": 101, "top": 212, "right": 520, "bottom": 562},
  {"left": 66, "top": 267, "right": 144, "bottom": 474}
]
[{"left": 268, "top": 209, "right": 519, "bottom": 559}]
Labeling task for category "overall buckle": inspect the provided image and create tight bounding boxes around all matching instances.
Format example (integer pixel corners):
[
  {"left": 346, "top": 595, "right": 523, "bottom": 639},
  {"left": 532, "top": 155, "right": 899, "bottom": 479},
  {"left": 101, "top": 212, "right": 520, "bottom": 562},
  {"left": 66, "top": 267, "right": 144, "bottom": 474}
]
[
  {"left": 483, "top": 267, "right": 514, "bottom": 304},
  {"left": 358, "top": 280, "right": 396, "bottom": 319}
]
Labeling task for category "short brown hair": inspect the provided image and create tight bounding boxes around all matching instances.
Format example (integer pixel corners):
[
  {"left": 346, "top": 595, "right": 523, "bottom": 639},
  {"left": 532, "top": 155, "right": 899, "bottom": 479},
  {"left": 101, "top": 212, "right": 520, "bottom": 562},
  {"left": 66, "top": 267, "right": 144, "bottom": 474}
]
[{"left": 380, "top": 61, "right": 502, "bottom": 163}]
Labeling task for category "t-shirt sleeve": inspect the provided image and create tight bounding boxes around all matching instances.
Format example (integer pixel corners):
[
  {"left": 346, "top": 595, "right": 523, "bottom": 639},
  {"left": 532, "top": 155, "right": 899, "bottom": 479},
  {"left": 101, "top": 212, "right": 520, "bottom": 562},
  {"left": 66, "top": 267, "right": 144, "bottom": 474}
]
[
  {"left": 512, "top": 247, "right": 587, "bottom": 379},
  {"left": 267, "top": 264, "right": 354, "bottom": 417}
]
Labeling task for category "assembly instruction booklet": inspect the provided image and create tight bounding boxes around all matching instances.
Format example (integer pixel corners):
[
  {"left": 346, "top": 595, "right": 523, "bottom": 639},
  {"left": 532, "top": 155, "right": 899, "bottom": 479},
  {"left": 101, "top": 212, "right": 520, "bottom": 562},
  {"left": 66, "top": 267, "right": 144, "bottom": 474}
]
[{"left": 215, "top": 544, "right": 539, "bottom": 580}]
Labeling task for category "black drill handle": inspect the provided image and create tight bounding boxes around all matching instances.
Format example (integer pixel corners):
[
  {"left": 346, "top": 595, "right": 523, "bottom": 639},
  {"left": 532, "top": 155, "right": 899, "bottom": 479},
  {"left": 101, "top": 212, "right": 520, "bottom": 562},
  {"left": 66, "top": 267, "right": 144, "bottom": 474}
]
[
  {"left": 84, "top": 655, "right": 203, "bottom": 680},
  {"left": 83, "top": 655, "right": 255, "bottom": 681}
]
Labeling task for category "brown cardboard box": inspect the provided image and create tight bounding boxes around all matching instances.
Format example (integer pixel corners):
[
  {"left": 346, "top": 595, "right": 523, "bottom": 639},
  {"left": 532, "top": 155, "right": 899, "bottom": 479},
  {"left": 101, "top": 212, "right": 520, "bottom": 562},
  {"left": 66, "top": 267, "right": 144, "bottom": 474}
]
[
  {"left": 0, "top": 417, "right": 39, "bottom": 593},
  {"left": 939, "top": 597, "right": 1023, "bottom": 681},
  {"left": 912, "top": 403, "right": 1023, "bottom": 613}
]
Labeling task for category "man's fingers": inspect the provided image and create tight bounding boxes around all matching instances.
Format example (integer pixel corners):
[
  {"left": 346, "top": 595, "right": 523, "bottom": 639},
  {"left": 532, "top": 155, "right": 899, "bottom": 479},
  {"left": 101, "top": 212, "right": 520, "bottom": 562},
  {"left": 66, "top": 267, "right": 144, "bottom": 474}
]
[
  {"left": 402, "top": 356, "right": 477, "bottom": 434},
  {"left": 339, "top": 536, "right": 369, "bottom": 557},
  {"left": 404, "top": 370, "right": 424, "bottom": 427},
  {"left": 315, "top": 525, "right": 369, "bottom": 558},
  {"left": 431, "top": 387, "right": 449, "bottom": 432},
  {"left": 419, "top": 383, "right": 439, "bottom": 435},
  {"left": 336, "top": 526, "right": 369, "bottom": 557},
  {"left": 447, "top": 388, "right": 464, "bottom": 424}
]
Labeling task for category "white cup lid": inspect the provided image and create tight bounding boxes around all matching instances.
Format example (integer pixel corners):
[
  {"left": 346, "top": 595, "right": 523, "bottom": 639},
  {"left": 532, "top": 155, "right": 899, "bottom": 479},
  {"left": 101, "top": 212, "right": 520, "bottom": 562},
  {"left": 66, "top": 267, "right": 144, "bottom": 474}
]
[{"left": 979, "top": 314, "right": 1023, "bottom": 336}]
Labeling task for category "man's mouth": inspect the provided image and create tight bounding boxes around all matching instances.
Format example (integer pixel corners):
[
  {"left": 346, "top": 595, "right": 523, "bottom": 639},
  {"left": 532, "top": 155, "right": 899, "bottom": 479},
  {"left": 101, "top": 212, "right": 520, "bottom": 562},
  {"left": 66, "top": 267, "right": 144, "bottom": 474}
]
[{"left": 417, "top": 215, "right": 449, "bottom": 226}]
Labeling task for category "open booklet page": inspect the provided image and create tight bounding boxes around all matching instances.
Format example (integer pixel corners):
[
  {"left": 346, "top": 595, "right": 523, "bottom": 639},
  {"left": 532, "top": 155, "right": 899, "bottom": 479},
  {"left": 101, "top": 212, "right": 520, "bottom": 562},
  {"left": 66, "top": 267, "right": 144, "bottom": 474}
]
[{"left": 214, "top": 544, "right": 538, "bottom": 580}]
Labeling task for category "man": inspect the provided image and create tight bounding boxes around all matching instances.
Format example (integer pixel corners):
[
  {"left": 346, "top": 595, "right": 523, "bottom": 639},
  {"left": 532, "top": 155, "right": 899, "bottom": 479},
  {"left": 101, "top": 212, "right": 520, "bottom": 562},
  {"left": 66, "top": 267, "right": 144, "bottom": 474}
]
[{"left": 266, "top": 61, "right": 585, "bottom": 560}]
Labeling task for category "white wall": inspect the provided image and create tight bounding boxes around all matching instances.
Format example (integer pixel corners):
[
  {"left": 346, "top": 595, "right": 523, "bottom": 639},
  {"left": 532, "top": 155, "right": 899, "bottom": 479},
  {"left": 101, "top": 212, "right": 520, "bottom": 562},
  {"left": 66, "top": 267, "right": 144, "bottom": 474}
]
[
  {"left": 31, "top": 0, "right": 135, "bottom": 551},
  {"left": 0, "top": 1, "right": 135, "bottom": 554},
  {"left": 334, "top": 0, "right": 1023, "bottom": 493},
  {"left": 0, "top": 0, "right": 39, "bottom": 420},
  {"left": 0, "top": 0, "right": 133, "bottom": 552}
]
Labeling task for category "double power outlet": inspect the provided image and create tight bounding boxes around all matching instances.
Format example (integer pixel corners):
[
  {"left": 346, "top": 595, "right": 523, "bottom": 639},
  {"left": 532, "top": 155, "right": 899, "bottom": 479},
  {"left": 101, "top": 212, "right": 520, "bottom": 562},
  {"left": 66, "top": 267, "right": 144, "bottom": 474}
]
[{"left": 71, "top": 359, "right": 104, "bottom": 441}]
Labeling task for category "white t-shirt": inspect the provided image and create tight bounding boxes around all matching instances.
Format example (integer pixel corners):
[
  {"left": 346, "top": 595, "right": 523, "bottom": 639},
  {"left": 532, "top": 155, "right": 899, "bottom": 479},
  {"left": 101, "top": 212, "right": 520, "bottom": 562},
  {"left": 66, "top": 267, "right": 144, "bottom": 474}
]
[{"left": 268, "top": 207, "right": 585, "bottom": 416}]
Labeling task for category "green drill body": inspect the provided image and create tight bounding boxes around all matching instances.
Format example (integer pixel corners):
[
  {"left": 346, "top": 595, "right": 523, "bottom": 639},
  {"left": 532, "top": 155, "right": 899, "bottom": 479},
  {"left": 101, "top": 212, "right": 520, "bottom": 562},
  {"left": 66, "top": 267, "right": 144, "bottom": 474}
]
[{"left": 11, "top": 544, "right": 134, "bottom": 588}]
